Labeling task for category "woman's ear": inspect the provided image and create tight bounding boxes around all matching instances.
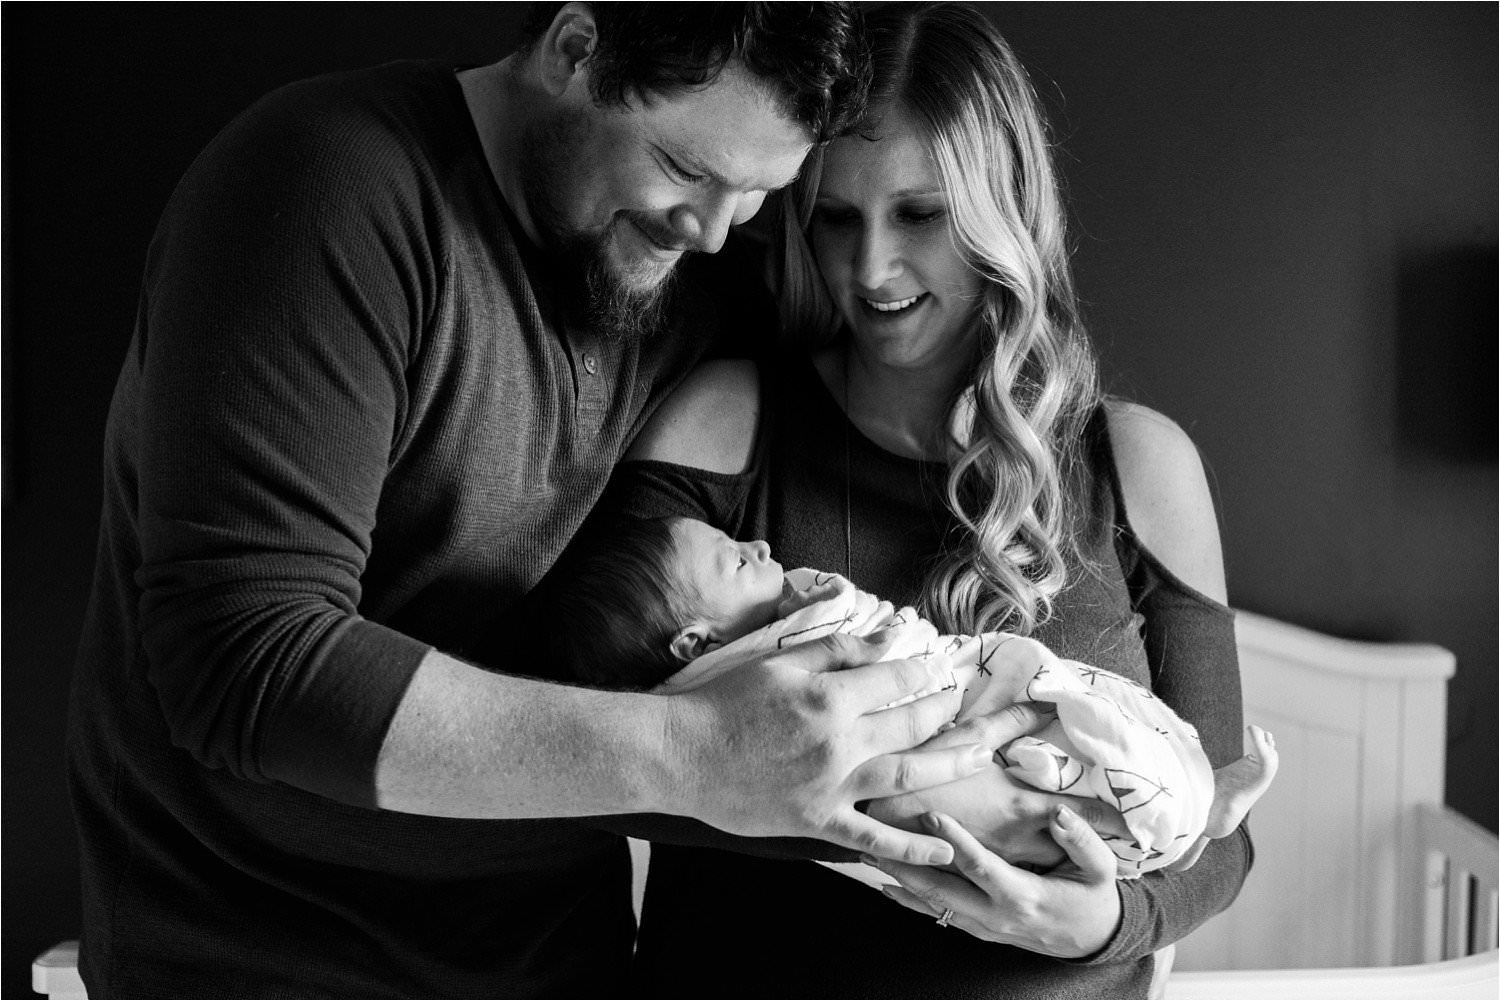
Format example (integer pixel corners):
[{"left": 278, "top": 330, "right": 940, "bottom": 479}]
[{"left": 670, "top": 624, "right": 721, "bottom": 663}]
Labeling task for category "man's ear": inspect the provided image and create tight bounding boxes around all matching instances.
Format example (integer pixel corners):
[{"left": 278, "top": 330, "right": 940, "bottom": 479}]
[
  {"left": 535, "top": 2, "right": 599, "bottom": 97},
  {"left": 670, "top": 624, "right": 722, "bottom": 664}
]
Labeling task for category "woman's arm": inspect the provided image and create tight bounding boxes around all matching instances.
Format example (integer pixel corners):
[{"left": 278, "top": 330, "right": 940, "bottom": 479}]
[
  {"left": 1088, "top": 400, "right": 1251, "bottom": 959},
  {"left": 624, "top": 357, "right": 762, "bottom": 469},
  {"left": 1106, "top": 400, "right": 1227, "bottom": 604},
  {"left": 871, "top": 400, "right": 1249, "bottom": 959}
]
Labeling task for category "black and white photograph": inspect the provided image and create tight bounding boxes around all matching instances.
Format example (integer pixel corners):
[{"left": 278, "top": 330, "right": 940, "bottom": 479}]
[{"left": 3, "top": 3, "right": 1495, "bottom": 998}]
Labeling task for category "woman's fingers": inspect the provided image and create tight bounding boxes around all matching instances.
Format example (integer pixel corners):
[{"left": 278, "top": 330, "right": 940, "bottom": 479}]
[
  {"left": 927, "top": 810, "right": 1013, "bottom": 891},
  {"left": 878, "top": 882, "right": 986, "bottom": 937},
  {"left": 1050, "top": 805, "right": 1118, "bottom": 882},
  {"left": 863, "top": 814, "right": 1007, "bottom": 931},
  {"left": 867, "top": 811, "right": 1122, "bottom": 956},
  {"left": 825, "top": 809, "right": 958, "bottom": 866}
]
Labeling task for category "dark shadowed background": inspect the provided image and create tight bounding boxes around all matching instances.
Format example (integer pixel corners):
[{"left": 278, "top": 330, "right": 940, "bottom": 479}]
[{"left": 3, "top": 4, "right": 1494, "bottom": 996}]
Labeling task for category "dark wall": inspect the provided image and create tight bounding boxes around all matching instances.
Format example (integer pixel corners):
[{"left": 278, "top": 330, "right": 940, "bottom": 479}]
[
  {"left": 3, "top": 3, "right": 1493, "bottom": 996},
  {"left": 1, "top": 6, "right": 521, "bottom": 996},
  {"left": 988, "top": 1, "right": 1497, "bottom": 833}
]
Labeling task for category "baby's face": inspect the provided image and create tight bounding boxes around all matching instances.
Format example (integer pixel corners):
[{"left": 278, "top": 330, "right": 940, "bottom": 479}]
[{"left": 669, "top": 519, "right": 786, "bottom": 643}]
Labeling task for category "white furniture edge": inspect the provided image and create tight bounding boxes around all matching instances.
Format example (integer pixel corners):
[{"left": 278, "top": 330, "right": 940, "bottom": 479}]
[{"left": 1163, "top": 948, "right": 1499, "bottom": 1000}]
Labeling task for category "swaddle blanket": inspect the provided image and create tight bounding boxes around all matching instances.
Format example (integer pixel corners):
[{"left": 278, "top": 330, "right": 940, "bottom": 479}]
[{"left": 657, "top": 569, "right": 1213, "bottom": 877}]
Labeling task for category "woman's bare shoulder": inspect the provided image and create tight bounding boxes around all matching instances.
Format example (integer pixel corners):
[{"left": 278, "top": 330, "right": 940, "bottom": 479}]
[
  {"left": 1103, "top": 399, "right": 1228, "bottom": 604},
  {"left": 625, "top": 358, "right": 761, "bottom": 473}
]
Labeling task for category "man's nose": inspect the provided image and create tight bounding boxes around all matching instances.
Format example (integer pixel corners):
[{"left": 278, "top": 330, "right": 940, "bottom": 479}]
[{"left": 668, "top": 191, "right": 759, "bottom": 255}]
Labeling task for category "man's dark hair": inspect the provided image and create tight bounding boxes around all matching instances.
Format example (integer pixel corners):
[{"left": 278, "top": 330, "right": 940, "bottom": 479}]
[
  {"left": 518, "top": 515, "right": 695, "bottom": 690},
  {"left": 521, "top": 2, "right": 870, "bottom": 143}
]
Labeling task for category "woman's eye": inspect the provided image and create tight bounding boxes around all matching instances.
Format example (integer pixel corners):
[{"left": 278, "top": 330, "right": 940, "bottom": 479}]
[
  {"left": 737, "top": 556, "right": 747, "bottom": 569},
  {"left": 812, "top": 207, "right": 858, "bottom": 228},
  {"left": 899, "top": 208, "right": 944, "bottom": 225}
]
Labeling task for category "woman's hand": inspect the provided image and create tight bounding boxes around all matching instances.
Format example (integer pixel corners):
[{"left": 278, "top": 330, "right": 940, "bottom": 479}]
[{"left": 865, "top": 808, "right": 1124, "bottom": 958}]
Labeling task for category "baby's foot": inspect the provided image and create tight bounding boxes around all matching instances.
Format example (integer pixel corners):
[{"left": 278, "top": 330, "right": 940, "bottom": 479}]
[
  {"left": 1203, "top": 724, "right": 1279, "bottom": 839},
  {"left": 1166, "top": 725, "right": 1278, "bottom": 871}
]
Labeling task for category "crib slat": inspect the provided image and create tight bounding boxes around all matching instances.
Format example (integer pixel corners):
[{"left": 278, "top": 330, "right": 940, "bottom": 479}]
[
  {"left": 1471, "top": 879, "right": 1498, "bottom": 957},
  {"left": 1445, "top": 869, "right": 1475, "bottom": 960},
  {"left": 1421, "top": 850, "right": 1449, "bottom": 963},
  {"left": 1417, "top": 804, "right": 1500, "bottom": 961}
]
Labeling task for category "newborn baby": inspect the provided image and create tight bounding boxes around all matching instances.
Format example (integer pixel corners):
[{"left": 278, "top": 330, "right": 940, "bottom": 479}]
[{"left": 521, "top": 514, "right": 1277, "bottom": 877}]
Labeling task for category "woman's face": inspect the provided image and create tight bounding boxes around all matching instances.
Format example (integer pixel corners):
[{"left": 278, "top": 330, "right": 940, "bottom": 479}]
[{"left": 810, "top": 102, "right": 985, "bottom": 374}]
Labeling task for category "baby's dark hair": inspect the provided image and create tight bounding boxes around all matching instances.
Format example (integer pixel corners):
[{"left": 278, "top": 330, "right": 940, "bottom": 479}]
[{"left": 520, "top": 516, "right": 697, "bottom": 690}]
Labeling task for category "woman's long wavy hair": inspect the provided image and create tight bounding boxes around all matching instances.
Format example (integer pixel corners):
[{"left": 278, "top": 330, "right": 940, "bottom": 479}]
[{"left": 775, "top": 2, "right": 1102, "bottom": 636}]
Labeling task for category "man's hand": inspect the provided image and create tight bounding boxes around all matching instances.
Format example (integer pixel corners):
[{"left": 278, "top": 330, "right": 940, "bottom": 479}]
[{"left": 661, "top": 631, "right": 995, "bottom": 865}]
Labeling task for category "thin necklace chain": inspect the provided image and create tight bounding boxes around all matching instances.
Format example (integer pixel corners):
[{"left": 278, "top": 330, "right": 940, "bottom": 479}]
[{"left": 843, "top": 351, "right": 853, "bottom": 581}]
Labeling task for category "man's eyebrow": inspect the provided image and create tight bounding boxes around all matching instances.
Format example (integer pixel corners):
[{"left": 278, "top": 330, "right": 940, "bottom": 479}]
[{"left": 664, "top": 143, "right": 804, "bottom": 193}]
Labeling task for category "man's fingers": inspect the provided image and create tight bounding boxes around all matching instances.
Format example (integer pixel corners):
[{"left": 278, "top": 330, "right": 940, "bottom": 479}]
[
  {"left": 851, "top": 742, "right": 994, "bottom": 800},
  {"left": 823, "top": 809, "right": 957, "bottom": 866},
  {"left": 833, "top": 649, "right": 957, "bottom": 712},
  {"left": 856, "top": 685, "right": 968, "bottom": 760},
  {"left": 924, "top": 701, "right": 1053, "bottom": 752},
  {"left": 771, "top": 629, "right": 897, "bottom": 676}
]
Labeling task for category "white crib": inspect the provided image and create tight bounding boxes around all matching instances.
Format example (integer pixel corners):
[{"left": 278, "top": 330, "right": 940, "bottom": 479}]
[
  {"left": 33, "top": 611, "right": 1499, "bottom": 999},
  {"left": 1161, "top": 610, "right": 1499, "bottom": 998}
]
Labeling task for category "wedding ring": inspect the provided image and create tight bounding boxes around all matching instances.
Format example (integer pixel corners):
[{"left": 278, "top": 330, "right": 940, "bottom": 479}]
[{"left": 936, "top": 908, "right": 954, "bottom": 928}]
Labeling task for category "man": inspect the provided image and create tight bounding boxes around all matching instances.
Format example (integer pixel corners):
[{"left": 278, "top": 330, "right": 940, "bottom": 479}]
[{"left": 67, "top": 4, "right": 1004, "bottom": 996}]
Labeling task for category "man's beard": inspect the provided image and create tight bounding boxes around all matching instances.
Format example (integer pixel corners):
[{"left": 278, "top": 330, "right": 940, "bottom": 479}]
[
  {"left": 565, "top": 222, "right": 680, "bottom": 343},
  {"left": 519, "top": 115, "right": 682, "bottom": 342}
]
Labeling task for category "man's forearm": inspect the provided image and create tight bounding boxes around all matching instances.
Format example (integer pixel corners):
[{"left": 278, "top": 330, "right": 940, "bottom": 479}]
[
  {"left": 375, "top": 649, "right": 673, "bottom": 818},
  {"left": 375, "top": 636, "right": 1000, "bottom": 865}
]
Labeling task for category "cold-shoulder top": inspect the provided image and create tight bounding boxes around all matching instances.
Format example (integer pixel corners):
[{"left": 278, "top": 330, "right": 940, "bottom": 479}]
[{"left": 598, "top": 356, "right": 1251, "bottom": 999}]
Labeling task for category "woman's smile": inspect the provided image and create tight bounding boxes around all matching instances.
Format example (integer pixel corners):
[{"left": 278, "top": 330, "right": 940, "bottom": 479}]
[{"left": 862, "top": 293, "right": 928, "bottom": 313}]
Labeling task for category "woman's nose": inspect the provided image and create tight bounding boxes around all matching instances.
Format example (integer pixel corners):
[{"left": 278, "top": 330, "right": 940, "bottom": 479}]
[
  {"left": 854, "top": 222, "right": 902, "bottom": 289},
  {"left": 750, "top": 540, "right": 771, "bottom": 562}
]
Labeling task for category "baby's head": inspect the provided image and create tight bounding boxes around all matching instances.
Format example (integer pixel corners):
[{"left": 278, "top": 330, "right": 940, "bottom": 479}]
[
  {"left": 660, "top": 517, "right": 787, "bottom": 661},
  {"left": 523, "top": 516, "right": 785, "bottom": 689}
]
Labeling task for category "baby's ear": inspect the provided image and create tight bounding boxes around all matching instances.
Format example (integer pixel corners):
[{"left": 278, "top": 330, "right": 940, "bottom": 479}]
[{"left": 669, "top": 624, "right": 720, "bottom": 663}]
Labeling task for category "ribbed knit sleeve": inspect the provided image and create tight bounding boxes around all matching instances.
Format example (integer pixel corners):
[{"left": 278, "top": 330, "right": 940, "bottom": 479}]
[
  {"left": 1075, "top": 539, "right": 1253, "bottom": 965},
  {"left": 132, "top": 75, "right": 438, "bottom": 805}
]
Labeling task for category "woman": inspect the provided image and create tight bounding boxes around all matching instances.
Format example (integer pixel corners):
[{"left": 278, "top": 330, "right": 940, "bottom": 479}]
[{"left": 609, "top": 4, "right": 1248, "bottom": 996}]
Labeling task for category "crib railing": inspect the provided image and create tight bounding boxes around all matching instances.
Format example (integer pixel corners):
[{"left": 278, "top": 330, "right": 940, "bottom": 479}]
[
  {"left": 1418, "top": 803, "right": 1500, "bottom": 963},
  {"left": 1162, "top": 610, "right": 1499, "bottom": 999}
]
